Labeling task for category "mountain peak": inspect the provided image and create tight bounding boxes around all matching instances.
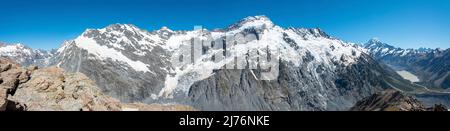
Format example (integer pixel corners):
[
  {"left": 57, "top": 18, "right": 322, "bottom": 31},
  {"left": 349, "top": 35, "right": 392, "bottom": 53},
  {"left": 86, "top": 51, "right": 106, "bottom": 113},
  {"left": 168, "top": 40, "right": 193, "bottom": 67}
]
[
  {"left": 158, "top": 26, "right": 174, "bottom": 33},
  {"left": 160, "top": 26, "right": 171, "bottom": 31},
  {"left": 80, "top": 24, "right": 141, "bottom": 37},
  {"left": 242, "top": 15, "right": 271, "bottom": 22},
  {"left": 368, "top": 37, "right": 381, "bottom": 44},
  {"left": 227, "top": 15, "right": 274, "bottom": 31},
  {"left": 364, "top": 38, "right": 394, "bottom": 49},
  {"left": 0, "top": 42, "right": 28, "bottom": 49}
]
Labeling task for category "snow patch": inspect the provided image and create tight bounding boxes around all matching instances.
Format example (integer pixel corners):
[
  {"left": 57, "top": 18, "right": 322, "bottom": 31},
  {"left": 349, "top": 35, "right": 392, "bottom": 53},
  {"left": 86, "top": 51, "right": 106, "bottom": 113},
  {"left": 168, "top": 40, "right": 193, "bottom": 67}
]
[{"left": 74, "top": 35, "right": 151, "bottom": 73}]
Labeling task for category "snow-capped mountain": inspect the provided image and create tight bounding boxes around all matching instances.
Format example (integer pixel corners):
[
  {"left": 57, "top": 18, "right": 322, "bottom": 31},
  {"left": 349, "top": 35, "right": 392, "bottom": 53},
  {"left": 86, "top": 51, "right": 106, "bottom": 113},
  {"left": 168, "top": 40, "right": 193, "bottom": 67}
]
[
  {"left": 0, "top": 42, "right": 55, "bottom": 67},
  {"left": 364, "top": 38, "right": 449, "bottom": 90},
  {"left": 49, "top": 16, "right": 420, "bottom": 110},
  {"left": 52, "top": 24, "right": 173, "bottom": 102},
  {"left": 364, "top": 38, "right": 433, "bottom": 58}
]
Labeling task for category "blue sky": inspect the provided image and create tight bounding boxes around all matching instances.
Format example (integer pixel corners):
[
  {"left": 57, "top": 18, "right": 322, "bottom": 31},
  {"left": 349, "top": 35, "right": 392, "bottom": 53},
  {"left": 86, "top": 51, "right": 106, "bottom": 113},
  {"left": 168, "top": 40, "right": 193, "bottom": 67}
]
[{"left": 0, "top": 0, "right": 449, "bottom": 49}]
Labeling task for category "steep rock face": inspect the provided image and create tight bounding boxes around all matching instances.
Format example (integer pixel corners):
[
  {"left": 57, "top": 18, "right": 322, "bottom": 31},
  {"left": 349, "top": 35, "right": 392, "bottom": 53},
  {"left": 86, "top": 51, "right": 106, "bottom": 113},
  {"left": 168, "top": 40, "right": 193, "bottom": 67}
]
[
  {"left": 412, "top": 49, "right": 450, "bottom": 89},
  {"left": 188, "top": 53, "right": 419, "bottom": 111},
  {"left": 52, "top": 24, "right": 172, "bottom": 102},
  {"left": 0, "top": 57, "right": 194, "bottom": 111}
]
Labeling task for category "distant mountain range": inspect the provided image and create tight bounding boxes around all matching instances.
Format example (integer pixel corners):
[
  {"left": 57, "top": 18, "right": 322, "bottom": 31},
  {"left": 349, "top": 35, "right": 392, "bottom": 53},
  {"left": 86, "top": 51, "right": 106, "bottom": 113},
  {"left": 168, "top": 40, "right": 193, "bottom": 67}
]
[
  {"left": 1, "top": 16, "right": 448, "bottom": 110},
  {"left": 0, "top": 42, "right": 55, "bottom": 67},
  {"left": 364, "top": 38, "right": 449, "bottom": 90}
]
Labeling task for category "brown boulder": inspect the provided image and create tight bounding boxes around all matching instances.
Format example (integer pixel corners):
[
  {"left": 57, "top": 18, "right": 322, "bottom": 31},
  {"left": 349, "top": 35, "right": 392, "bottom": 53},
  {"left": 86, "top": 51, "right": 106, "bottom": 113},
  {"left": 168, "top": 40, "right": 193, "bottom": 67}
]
[
  {"left": 0, "top": 63, "right": 12, "bottom": 72},
  {"left": 0, "top": 58, "right": 31, "bottom": 95}
]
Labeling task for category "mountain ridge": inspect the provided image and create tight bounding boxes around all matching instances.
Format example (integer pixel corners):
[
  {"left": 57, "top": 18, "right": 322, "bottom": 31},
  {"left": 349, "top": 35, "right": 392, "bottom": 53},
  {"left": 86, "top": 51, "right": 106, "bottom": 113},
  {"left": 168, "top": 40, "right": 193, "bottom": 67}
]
[
  {"left": 0, "top": 42, "right": 55, "bottom": 67},
  {"left": 0, "top": 16, "right": 429, "bottom": 110}
]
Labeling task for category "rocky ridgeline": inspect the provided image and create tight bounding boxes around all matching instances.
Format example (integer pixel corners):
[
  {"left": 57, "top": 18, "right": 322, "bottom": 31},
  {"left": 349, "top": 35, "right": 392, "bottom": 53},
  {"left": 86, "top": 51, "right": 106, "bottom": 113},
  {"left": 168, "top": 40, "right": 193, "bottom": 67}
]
[
  {"left": 350, "top": 89, "right": 448, "bottom": 111},
  {"left": 0, "top": 57, "right": 195, "bottom": 111}
]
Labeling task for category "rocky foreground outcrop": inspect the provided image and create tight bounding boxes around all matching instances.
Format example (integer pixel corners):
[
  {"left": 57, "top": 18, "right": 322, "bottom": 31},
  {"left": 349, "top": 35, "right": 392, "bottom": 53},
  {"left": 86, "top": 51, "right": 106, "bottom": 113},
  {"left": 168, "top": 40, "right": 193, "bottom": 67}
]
[
  {"left": 0, "top": 58, "right": 195, "bottom": 111},
  {"left": 350, "top": 89, "right": 448, "bottom": 111}
]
